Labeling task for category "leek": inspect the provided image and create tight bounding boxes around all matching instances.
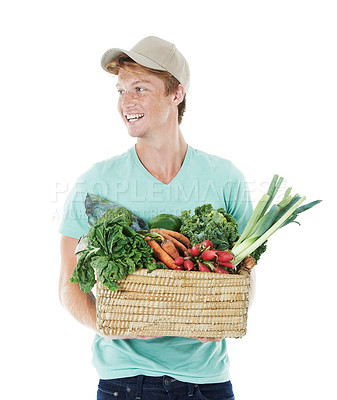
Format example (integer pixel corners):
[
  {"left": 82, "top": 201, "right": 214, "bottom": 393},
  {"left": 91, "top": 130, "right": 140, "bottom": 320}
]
[
  {"left": 234, "top": 194, "right": 270, "bottom": 247},
  {"left": 261, "top": 175, "right": 283, "bottom": 216},
  {"left": 231, "top": 174, "right": 321, "bottom": 267}
]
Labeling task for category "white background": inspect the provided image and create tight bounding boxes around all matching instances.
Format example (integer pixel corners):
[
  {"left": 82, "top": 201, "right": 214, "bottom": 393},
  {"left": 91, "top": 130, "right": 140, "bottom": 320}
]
[{"left": 1, "top": 1, "right": 336, "bottom": 399}]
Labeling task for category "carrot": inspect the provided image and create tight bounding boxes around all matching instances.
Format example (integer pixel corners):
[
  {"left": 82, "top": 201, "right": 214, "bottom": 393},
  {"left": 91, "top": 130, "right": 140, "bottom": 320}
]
[
  {"left": 151, "top": 228, "right": 191, "bottom": 247},
  {"left": 145, "top": 237, "right": 177, "bottom": 269},
  {"left": 150, "top": 229, "right": 187, "bottom": 255},
  {"left": 160, "top": 239, "right": 180, "bottom": 259}
]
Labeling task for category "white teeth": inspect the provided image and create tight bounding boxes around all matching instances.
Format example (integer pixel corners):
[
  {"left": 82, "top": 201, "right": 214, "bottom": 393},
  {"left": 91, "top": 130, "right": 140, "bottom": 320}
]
[{"left": 126, "top": 113, "right": 144, "bottom": 121}]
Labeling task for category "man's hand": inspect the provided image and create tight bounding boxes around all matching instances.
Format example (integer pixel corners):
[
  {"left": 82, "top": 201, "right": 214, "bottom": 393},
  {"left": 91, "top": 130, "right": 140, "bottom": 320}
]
[
  {"left": 100, "top": 335, "right": 221, "bottom": 342},
  {"left": 189, "top": 337, "right": 222, "bottom": 343},
  {"left": 99, "top": 335, "right": 159, "bottom": 340}
]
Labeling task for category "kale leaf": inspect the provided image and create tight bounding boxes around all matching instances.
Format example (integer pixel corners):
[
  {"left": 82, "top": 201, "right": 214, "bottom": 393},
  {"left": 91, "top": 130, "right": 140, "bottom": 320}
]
[
  {"left": 250, "top": 241, "right": 268, "bottom": 264},
  {"left": 179, "top": 204, "right": 239, "bottom": 251}
]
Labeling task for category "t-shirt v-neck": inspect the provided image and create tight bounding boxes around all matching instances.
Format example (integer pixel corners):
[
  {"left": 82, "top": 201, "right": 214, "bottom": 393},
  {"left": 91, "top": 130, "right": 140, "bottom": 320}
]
[{"left": 131, "top": 144, "right": 191, "bottom": 186}]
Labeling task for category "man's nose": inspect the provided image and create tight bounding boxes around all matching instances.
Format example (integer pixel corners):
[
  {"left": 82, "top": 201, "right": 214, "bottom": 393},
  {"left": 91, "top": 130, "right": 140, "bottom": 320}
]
[{"left": 121, "top": 91, "right": 137, "bottom": 109}]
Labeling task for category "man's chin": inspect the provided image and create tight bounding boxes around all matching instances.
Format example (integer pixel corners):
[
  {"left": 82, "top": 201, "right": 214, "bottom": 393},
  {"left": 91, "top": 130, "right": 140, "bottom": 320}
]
[{"left": 127, "top": 128, "right": 146, "bottom": 138}]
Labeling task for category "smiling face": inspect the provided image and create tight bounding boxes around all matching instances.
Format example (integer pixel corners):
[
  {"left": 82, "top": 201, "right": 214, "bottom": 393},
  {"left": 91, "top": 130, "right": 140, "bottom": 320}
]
[{"left": 116, "top": 65, "right": 180, "bottom": 139}]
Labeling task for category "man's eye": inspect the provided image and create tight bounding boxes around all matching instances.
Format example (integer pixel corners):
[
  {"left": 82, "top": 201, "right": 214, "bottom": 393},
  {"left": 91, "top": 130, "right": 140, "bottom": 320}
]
[
  {"left": 136, "top": 87, "right": 145, "bottom": 92},
  {"left": 117, "top": 89, "right": 124, "bottom": 95}
]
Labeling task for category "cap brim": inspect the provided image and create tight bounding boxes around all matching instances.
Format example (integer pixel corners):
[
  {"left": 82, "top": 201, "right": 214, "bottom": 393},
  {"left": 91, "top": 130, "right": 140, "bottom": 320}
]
[{"left": 101, "top": 48, "right": 166, "bottom": 73}]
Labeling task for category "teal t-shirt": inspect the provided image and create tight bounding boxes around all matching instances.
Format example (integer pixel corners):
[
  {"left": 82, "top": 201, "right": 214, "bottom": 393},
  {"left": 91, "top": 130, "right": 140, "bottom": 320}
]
[{"left": 59, "top": 145, "right": 252, "bottom": 384}]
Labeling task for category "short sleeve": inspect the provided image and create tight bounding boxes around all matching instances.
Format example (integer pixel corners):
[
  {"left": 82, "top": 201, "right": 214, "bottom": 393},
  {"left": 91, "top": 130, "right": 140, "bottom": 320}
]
[
  {"left": 58, "top": 169, "right": 94, "bottom": 239},
  {"left": 224, "top": 163, "right": 253, "bottom": 235}
]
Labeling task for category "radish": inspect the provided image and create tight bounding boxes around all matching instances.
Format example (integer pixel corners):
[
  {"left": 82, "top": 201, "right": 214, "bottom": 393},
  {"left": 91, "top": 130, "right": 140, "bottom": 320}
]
[
  {"left": 214, "top": 266, "right": 229, "bottom": 274},
  {"left": 191, "top": 245, "right": 200, "bottom": 256},
  {"left": 198, "top": 262, "right": 211, "bottom": 272},
  {"left": 202, "top": 240, "right": 213, "bottom": 249},
  {"left": 216, "top": 251, "right": 234, "bottom": 262},
  {"left": 201, "top": 250, "right": 217, "bottom": 261},
  {"left": 184, "top": 260, "right": 195, "bottom": 270},
  {"left": 174, "top": 256, "right": 185, "bottom": 266},
  {"left": 174, "top": 265, "right": 184, "bottom": 270},
  {"left": 217, "top": 260, "right": 236, "bottom": 269}
]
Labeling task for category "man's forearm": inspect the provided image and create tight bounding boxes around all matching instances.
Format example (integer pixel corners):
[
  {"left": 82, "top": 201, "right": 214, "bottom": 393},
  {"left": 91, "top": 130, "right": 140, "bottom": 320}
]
[
  {"left": 248, "top": 268, "right": 256, "bottom": 309},
  {"left": 59, "top": 282, "right": 97, "bottom": 332}
]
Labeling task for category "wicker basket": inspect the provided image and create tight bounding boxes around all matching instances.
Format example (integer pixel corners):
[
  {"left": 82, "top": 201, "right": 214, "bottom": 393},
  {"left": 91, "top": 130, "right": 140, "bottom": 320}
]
[{"left": 96, "top": 268, "right": 250, "bottom": 339}]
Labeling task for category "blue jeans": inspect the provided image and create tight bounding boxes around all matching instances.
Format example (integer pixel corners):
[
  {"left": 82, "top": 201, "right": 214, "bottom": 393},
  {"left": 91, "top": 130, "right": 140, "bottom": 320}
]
[{"left": 97, "top": 375, "right": 235, "bottom": 400}]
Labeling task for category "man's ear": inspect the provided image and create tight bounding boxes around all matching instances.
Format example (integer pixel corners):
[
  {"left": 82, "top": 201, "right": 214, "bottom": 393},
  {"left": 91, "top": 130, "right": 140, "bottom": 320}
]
[{"left": 172, "top": 84, "right": 185, "bottom": 105}]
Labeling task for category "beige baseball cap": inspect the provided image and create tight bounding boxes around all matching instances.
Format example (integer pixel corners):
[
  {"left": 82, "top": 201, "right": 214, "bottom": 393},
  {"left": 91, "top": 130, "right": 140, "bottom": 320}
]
[{"left": 101, "top": 36, "right": 190, "bottom": 93}]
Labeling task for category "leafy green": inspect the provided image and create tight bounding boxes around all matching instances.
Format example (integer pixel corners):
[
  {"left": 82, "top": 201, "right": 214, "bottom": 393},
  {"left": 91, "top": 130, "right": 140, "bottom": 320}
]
[
  {"left": 96, "top": 206, "right": 133, "bottom": 227},
  {"left": 250, "top": 241, "right": 268, "bottom": 263},
  {"left": 179, "top": 204, "right": 239, "bottom": 251},
  {"left": 70, "top": 211, "right": 157, "bottom": 293}
]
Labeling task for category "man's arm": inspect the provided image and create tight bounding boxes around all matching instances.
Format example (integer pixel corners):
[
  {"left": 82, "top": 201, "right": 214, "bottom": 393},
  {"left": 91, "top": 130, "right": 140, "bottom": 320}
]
[
  {"left": 59, "top": 235, "right": 97, "bottom": 332},
  {"left": 59, "top": 235, "right": 157, "bottom": 339},
  {"left": 249, "top": 268, "right": 256, "bottom": 309}
]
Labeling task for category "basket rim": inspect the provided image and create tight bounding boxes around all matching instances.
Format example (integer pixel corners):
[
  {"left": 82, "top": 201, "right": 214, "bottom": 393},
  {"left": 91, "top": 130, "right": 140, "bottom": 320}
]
[
  {"left": 116, "top": 267, "right": 249, "bottom": 277},
  {"left": 96, "top": 267, "right": 250, "bottom": 290}
]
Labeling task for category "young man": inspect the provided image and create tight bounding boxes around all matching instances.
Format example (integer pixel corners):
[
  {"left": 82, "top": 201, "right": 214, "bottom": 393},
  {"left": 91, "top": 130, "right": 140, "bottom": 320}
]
[{"left": 59, "top": 36, "right": 255, "bottom": 400}]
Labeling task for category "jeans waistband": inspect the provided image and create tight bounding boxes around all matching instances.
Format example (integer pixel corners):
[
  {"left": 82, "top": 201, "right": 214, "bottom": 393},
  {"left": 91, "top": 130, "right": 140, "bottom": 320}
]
[
  {"left": 102, "top": 375, "right": 195, "bottom": 397},
  {"left": 106, "top": 375, "right": 186, "bottom": 386}
]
